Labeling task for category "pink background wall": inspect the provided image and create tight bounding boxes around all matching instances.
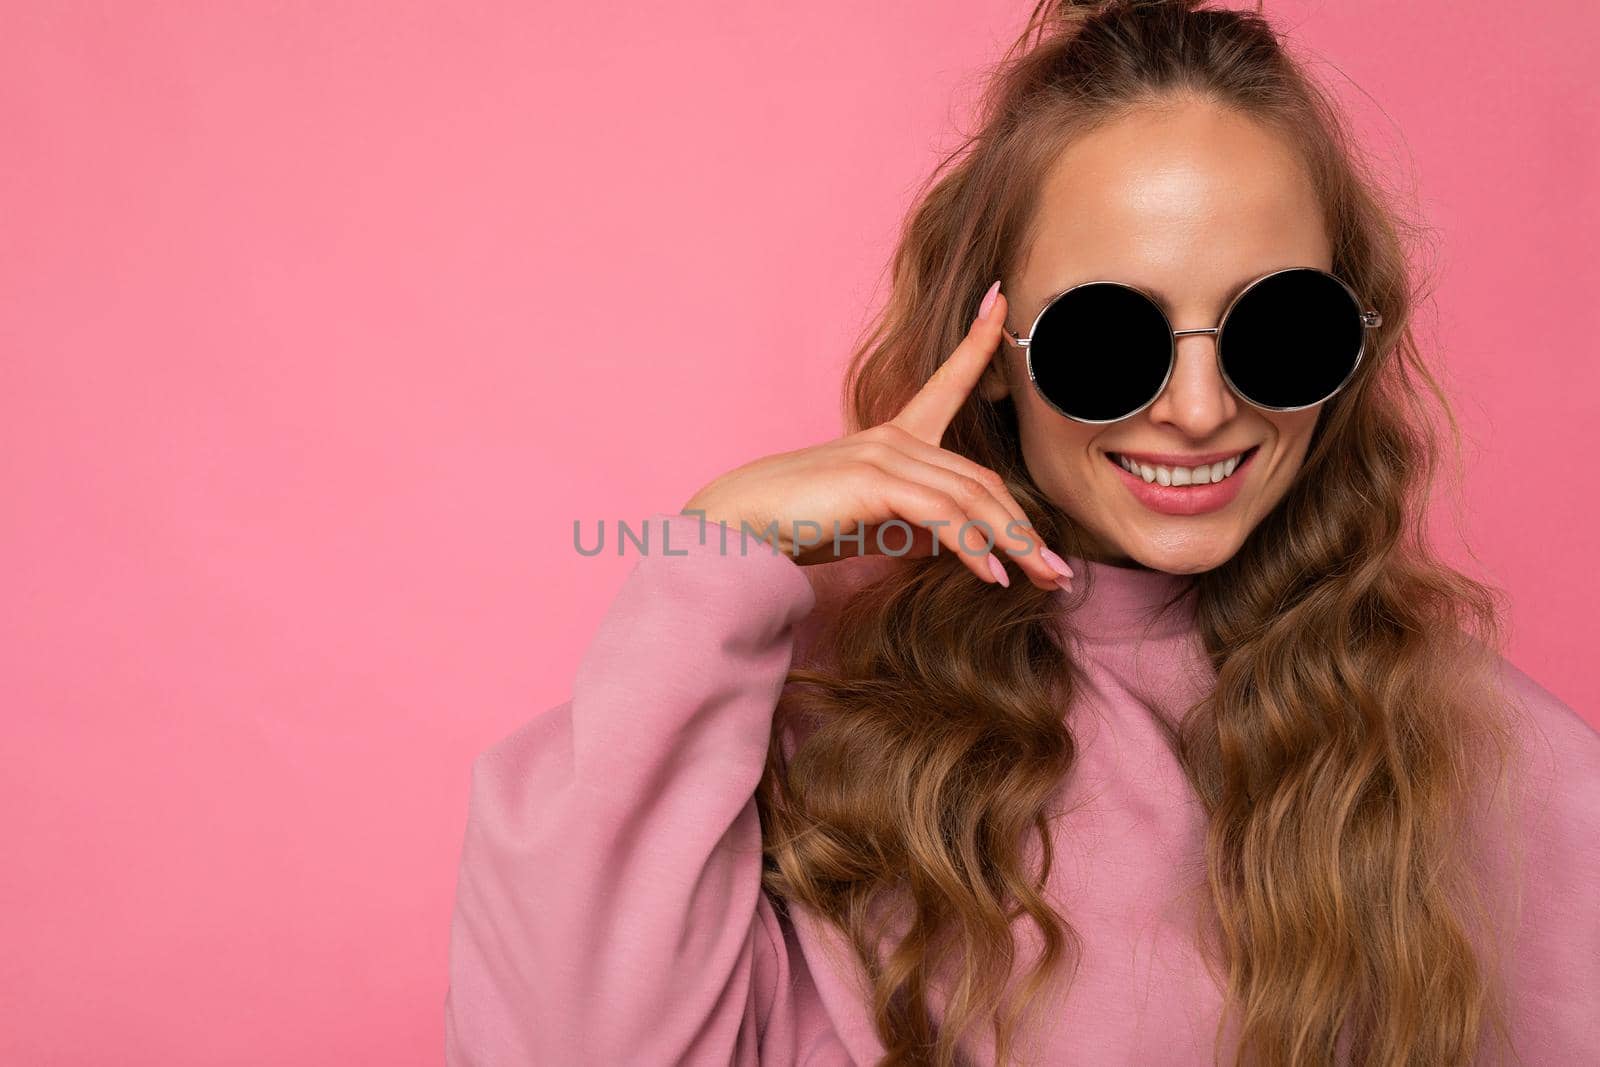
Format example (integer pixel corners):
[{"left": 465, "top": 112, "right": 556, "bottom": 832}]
[{"left": 3, "top": 2, "right": 1594, "bottom": 1062}]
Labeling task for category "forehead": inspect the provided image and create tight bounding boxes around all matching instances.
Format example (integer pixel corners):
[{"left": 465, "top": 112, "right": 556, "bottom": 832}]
[{"left": 1019, "top": 101, "right": 1330, "bottom": 308}]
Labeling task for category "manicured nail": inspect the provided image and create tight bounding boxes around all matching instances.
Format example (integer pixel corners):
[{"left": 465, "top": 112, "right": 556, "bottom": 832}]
[
  {"left": 986, "top": 552, "right": 1010, "bottom": 587},
  {"left": 979, "top": 278, "right": 1002, "bottom": 320},
  {"left": 1039, "top": 547, "right": 1075, "bottom": 579},
  {"left": 1056, "top": 577, "right": 1073, "bottom": 593}
]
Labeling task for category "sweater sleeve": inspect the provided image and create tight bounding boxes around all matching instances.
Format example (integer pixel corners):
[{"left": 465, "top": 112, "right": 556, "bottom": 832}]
[
  {"left": 1486, "top": 656, "right": 1600, "bottom": 1063},
  {"left": 444, "top": 511, "right": 822, "bottom": 1066}
]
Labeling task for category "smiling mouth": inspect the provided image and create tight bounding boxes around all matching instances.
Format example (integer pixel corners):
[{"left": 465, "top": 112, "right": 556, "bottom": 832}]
[{"left": 1105, "top": 444, "right": 1262, "bottom": 485}]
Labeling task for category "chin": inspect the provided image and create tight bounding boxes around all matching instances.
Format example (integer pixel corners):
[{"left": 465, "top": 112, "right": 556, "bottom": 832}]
[
  {"left": 1107, "top": 529, "right": 1243, "bottom": 575},
  {"left": 1150, "top": 556, "right": 1227, "bottom": 576}
]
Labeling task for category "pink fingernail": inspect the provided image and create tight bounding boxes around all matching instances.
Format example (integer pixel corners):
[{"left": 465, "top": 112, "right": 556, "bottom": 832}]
[
  {"left": 1039, "top": 547, "right": 1075, "bottom": 578},
  {"left": 979, "top": 278, "right": 1002, "bottom": 320},
  {"left": 1056, "top": 577, "right": 1073, "bottom": 593},
  {"left": 986, "top": 553, "right": 1010, "bottom": 587}
]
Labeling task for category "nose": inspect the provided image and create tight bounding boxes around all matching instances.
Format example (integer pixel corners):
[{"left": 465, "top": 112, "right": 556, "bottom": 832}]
[{"left": 1142, "top": 331, "right": 1237, "bottom": 436}]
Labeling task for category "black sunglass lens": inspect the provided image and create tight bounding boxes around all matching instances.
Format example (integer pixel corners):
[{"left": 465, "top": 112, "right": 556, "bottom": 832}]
[
  {"left": 1219, "top": 269, "right": 1365, "bottom": 410},
  {"left": 1028, "top": 283, "right": 1171, "bottom": 422}
]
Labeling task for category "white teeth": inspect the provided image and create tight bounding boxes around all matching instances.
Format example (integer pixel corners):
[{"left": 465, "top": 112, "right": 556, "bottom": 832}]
[{"left": 1115, "top": 449, "right": 1248, "bottom": 486}]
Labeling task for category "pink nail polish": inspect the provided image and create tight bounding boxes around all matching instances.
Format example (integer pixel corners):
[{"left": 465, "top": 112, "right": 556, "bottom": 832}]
[
  {"left": 1039, "top": 547, "right": 1075, "bottom": 579},
  {"left": 1056, "top": 577, "right": 1073, "bottom": 593},
  {"left": 986, "top": 553, "right": 1010, "bottom": 587},
  {"left": 979, "top": 279, "right": 1002, "bottom": 320}
]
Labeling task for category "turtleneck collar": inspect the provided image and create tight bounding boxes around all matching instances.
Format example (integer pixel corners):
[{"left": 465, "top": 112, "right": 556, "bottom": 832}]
[{"left": 1054, "top": 552, "right": 1200, "bottom": 642}]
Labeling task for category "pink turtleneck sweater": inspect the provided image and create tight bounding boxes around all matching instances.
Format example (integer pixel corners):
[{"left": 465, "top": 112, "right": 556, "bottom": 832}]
[{"left": 444, "top": 511, "right": 1600, "bottom": 1065}]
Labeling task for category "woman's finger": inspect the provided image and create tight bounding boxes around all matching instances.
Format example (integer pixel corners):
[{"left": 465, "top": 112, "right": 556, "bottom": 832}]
[
  {"left": 847, "top": 439, "right": 1068, "bottom": 590},
  {"left": 868, "top": 474, "right": 1016, "bottom": 587},
  {"left": 868, "top": 427, "right": 1054, "bottom": 560},
  {"left": 889, "top": 284, "right": 1008, "bottom": 447}
]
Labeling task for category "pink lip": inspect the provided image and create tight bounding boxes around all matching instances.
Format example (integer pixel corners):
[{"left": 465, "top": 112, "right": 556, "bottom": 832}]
[{"left": 1107, "top": 445, "right": 1259, "bottom": 516}]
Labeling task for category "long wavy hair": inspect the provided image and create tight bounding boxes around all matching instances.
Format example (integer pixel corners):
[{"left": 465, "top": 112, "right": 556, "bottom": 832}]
[{"left": 754, "top": 2, "right": 1529, "bottom": 1064}]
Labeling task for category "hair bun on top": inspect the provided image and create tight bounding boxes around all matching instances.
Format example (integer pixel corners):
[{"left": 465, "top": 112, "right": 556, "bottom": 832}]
[{"left": 1060, "top": 0, "right": 1210, "bottom": 12}]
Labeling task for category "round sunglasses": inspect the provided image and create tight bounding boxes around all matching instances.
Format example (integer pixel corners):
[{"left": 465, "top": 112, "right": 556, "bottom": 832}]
[{"left": 998, "top": 266, "right": 1383, "bottom": 424}]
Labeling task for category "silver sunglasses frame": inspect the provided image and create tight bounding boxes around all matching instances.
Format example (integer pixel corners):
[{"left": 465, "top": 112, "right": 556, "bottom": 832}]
[{"left": 998, "top": 266, "right": 1384, "bottom": 424}]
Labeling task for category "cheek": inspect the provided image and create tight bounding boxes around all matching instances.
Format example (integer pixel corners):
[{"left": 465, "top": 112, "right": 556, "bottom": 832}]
[
  {"left": 1267, "top": 409, "right": 1318, "bottom": 451},
  {"left": 1268, "top": 409, "right": 1322, "bottom": 471},
  {"left": 1010, "top": 388, "right": 1102, "bottom": 497}
]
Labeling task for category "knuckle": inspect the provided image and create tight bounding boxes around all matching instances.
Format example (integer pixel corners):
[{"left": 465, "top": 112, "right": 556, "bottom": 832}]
[
  {"left": 953, "top": 476, "right": 987, "bottom": 506},
  {"left": 850, "top": 440, "right": 895, "bottom": 467},
  {"left": 874, "top": 422, "right": 910, "bottom": 445},
  {"left": 840, "top": 460, "right": 881, "bottom": 485},
  {"left": 922, "top": 487, "right": 959, "bottom": 515}
]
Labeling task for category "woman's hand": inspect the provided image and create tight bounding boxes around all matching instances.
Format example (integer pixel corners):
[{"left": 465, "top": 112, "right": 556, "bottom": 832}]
[{"left": 680, "top": 285, "right": 1072, "bottom": 590}]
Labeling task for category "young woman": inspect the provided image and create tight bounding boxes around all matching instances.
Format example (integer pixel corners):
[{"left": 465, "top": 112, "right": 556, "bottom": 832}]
[{"left": 445, "top": 2, "right": 1599, "bottom": 1064}]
